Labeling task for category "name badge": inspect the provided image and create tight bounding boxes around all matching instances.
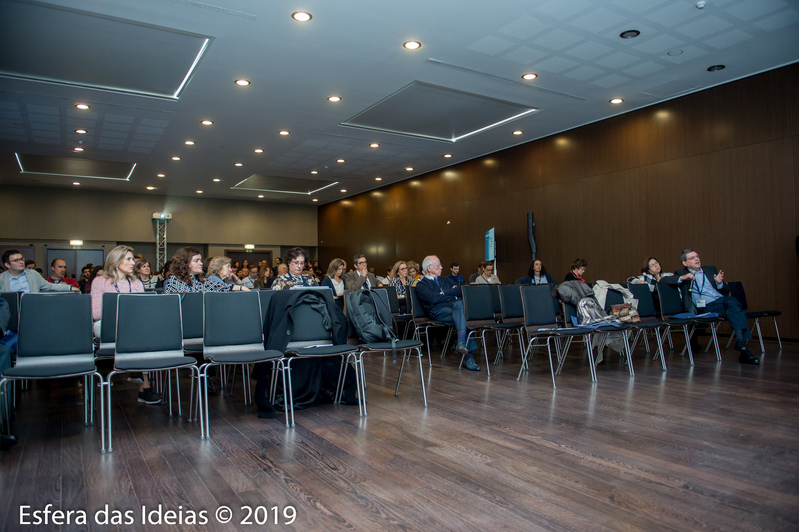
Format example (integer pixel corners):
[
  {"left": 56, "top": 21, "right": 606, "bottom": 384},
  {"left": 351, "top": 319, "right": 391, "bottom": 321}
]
[{"left": 696, "top": 299, "right": 706, "bottom": 309}]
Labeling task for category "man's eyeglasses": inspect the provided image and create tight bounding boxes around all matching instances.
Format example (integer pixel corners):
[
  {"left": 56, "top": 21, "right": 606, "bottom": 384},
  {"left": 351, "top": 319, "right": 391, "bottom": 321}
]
[
  {"left": 8, "top": 257, "right": 25, "bottom": 263},
  {"left": 356, "top": 260, "right": 367, "bottom": 265}
]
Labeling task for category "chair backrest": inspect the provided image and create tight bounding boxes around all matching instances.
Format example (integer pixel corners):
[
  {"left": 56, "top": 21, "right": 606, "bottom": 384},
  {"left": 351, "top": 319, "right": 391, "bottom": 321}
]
[
  {"left": 180, "top": 291, "right": 203, "bottom": 342},
  {"left": 656, "top": 282, "right": 685, "bottom": 317},
  {"left": 408, "top": 286, "right": 427, "bottom": 320},
  {"left": 520, "top": 285, "right": 559, "bottom": 328},
  {"left": 514, "top": 277, "right": 530, "bottom": 285},
  {"left": 627, "top": 283, "right": 657, "bottom": 318},
  {"left": 0, "top": 291, "right": 21, "bottom": 330},
  {"left": 727, "top": 281, "right": 748, "bottom": 310},
  {"left": 488, "top": 284, "right": 502, "bottom": 315},
  {"left": 375, "top": 285, "right": 401, "bottom": 314},
  {"left": 257, "top": 289, "right": 275, "bottom": 327},
  {"left": 115, "top": 293, "right": 183, "bottom": 355},
  {"left": 100, "top": 292, "right": 120, "bottom": 345},
  {"left": 461, "top": 284, "right": 495, "bottom": 325},
  {"left": 561, "top": 301, "right": 579, "bottom": 326},
  {"left": 18, "top": 293, "right": 93, "bottom": 357},
  {"left": 203, "top": 291, "right": 263, "bottom": 350},
  {"left": 498, "top": 284, "right": 524, "bottom": 322}
]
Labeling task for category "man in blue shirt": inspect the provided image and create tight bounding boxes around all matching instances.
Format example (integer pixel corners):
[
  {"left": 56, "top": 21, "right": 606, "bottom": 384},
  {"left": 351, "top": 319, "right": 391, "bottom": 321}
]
[
  {"left": 670, "top": 249, "right": 758, "bottom": 365},
  {"left": 443, "top": 262, "right": 466, "bottom": 286},
  {"left": 0, "top": 250, "right": 75, "bottom": 293}
]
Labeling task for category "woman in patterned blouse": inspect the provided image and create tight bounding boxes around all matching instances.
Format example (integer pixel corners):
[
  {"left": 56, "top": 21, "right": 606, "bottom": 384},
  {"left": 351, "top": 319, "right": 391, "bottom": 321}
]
[
  {"left": 271, "top": 247, "right": 319, "bottom": 290},
  {"left": 164, "top": 247, "right": 207, "bottom": 293}
]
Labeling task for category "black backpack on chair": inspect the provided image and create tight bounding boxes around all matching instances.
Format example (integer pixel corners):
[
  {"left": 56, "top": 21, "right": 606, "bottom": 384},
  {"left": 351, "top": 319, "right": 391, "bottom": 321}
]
[{"left": 345, "top": 289, "right": 398, "bottom": 361}]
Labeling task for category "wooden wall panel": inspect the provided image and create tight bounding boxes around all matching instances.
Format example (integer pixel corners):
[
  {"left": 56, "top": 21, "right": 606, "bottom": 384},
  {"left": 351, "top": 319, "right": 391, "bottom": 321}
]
[{"left": 319, "top": 64, "right": 799, "bottom": 337}]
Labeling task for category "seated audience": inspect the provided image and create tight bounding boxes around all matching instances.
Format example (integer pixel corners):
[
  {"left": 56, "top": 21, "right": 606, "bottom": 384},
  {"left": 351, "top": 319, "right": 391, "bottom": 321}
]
[
  {"left": 135, "top": 258, "right": 161, "bottom": 290},
  {"left": 444, "top": 262, "right": 466, "bottom": 286},
  {"left": 389, "top": 260, "right": 412, "bottom": 299},
  {"left": 24, "top": 260, "right": 36, "bottom": 270},
  {"left": 90, "top": 245, "right": 160, "bottom": 405},
  {"left": 321, "top": 258, "right": 346, "bottom": 307},
  {"left": 78, "top": 264, "right": 92, "bottom": 293},
  {"left": 242, "top": 264, "right": 259, "bottom": 289},
  {"left": 164, "top": 247, "right": 206, "bottom": 293},
  {"left": 665, "top": 249, "right": 759, "bottom": 365},
  {"left": 0, "top": 250, "right": 76, "bottom": 293},
  {"left": 516, "top": 259, "right": 554, "bottom": 285},
  {"left": 345, "top": 254, "right": 382, "bottom": 290},
  {"left": 85, "top": 265, "right": 104, "bottom": 293},
  {"left": 45, "top": 258, "right": 80, "bottom": 289},
  {"left": 253, "top": 266, "right": 274, "bottom": 289},
  {"left": 627, "top": 256, "right": 673, "bottom": 292},
  {"left": 416, "top": 255, "right": 480, "bottom": 371},
  {"left": 468, "top": 263, "right": 483, "bottom": 284},
  {"left": 473, "top": 261, "right": 500, "bottom": 284},
  {"left": 205, "top": 256, "right": 250, "bottom": 292},
  {"left": 272, "top": 247, "right": 319, "bottom": 290},
  {"left": 406, "top": 261, "right": 421, "bottom": 286},
  {"left": 564, "top": 258, "right": 588, "bottom": 282}
]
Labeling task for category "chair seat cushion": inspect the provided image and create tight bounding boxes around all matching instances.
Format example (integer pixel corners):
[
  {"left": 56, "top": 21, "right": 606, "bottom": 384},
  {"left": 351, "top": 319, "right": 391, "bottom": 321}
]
[
  {"left": 631, "top": 320, "right": 665, "bottom": 329},
  {"left": 4, "top": 360, "right": 97, "bottom": 379},
  {"left": 207, "top": 349, "right": 283, "bottom": 364},
  {"left": 287, "top": 345, "right": 356, "bottom": 357},
  {"left": 360, "top": 339, "right": 423, "bottom": 350},
  {"left": 115, "top": 356, "right": 197, "bottom": 371}
]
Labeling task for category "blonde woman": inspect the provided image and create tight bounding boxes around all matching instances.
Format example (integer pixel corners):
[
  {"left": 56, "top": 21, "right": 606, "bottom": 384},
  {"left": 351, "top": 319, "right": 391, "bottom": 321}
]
[
  {"left": 91, "top": 245, "right": 160, "bottom": 405},
  {"left": 206, "top": 256, "right": 249, "bottom": 292},
  {"left": 321, "top": 258, "right": 346, "bottom": 309},
  {"left": 406, "top": 260, "right": 422, "bottom": 286}
]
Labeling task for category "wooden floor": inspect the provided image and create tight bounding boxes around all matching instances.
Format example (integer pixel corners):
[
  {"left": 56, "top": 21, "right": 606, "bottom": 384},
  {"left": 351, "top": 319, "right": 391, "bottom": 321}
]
[{"left": 2, "top": 334, "right": 798, "bottom": 531}]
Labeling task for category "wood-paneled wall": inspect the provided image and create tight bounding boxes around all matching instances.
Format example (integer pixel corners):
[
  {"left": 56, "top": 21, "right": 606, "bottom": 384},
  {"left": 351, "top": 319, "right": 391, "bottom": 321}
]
[{"left": 319, "top": 64, "right": 799, "bottom": 338}]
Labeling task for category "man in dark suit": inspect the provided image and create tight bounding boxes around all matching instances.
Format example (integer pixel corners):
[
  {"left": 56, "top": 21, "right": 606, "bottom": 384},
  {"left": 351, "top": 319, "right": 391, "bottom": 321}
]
[
  {"left": 669, "top": 249, "right": 758, "bottom": 364},
  {"left": 344, "top": 254, "right": 382, "bottom": 291},
  {"left": 415, "top": 255, "right": 480, "bottom": 371}
]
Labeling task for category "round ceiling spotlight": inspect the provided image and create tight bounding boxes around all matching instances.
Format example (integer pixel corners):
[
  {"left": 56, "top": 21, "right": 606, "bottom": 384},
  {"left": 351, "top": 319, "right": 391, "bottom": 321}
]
[
  {"left": 619, "top": 29, "right": 641, "bottom": 39},
  {"left": 279, "top": 130, "right": 290, "bottom": 136},
  {"left": 610, "top": 98, "right": 624, "bottom": 104},
  {"left": 146, "top": 186, "right": 156, "bottom": 191},
  {"left": 512, "top": 130, "right": 523, "bottom": 135},
  {"left": 312, "top": 198, "right": 319, "bottom": 202},
  {"left": 327, "top": 96, "right": 341, "bottom": 102},
  {"left": 234, "top": 162, "right": 243, "bottom": 167},
  {"left": 291, "top": 11, "right": 312, "bottom": 22},
  {"left": 707, "top": 64, "right": 726, "bottom": 72},
  {"left": 521, "top": 73, "right": 538, "bottom": 80},
  {"left": 196, "top": 190, "right": 203, "bottom": 194},
  {"left": 201, "top": 120, "right": 213, "bottom": 125},
  {"left": 235, "top": 79, "right": 251, "bottom": 86},
  {"left": 667, "top": 49, "right": 684, "bottom": 56},
  {"left": 254, "top": 148, "right": 263, "bottom": 153},
  {"left": 74, "top": 147, "right": 84, "bottom": 152},
  {"left": 157, "top": 173, "right": 165, "bottom": 178},
  {"left": 75, "top": 129, "right": 87, "bottom": 134},
  {"left": 75, "top": 103, "right": 90, "bottom": 110},
  {"left": 184, "top": 140, "right": 195, "bottom": 145},
  {"left": 340, "top": 189, "right": 347, "bottom": 193},
  {"left": 213, "top": 178, "right": 221, "bottom": 182},
  {"left": 310, "top": 170, "right": 318, "bottom": 174},
  {"left": 403, "top": 40, "right": 422, "bottom": 50},
  {"left": 171, "top": 156, "right": 181, "bottom": 161},
  {"left": 405, "top": 167, "right": 413, "bottom": 171},
  {"left": 257, "top": 195, "right": 264, "bottom": 198},
  {"left": 336, "top": 159, "right": 345, "bottom": 163},
  {"left": 443, "top": 154, "right": 453, "bottom": 158},
  {"left": 369, "top": 143, "right": 379, "bottom": 148},
  {"left": 375, "top": 177, "right": 382, "bottom": 181}
]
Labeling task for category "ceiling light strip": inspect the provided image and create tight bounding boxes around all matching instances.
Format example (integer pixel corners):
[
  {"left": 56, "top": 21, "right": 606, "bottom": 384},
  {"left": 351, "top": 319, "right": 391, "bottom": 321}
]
[{"left": 173, "top": 38, "right": 211, "bottom": 99}]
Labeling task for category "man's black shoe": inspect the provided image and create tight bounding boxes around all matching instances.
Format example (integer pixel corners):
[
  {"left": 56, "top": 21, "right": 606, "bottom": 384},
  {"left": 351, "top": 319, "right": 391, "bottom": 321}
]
[
  {"left": 1, "top": 434, "right": 18, "bottom": 451},
  {"left": 738, "top": 348, "right": 760, "bottom": 365}
]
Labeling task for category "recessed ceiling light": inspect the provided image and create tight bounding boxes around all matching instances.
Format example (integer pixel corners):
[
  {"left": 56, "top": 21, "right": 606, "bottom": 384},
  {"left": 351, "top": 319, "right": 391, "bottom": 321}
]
[
  {"left": 146, "top": 186, "right": 155, "bottom": 191},
  {"left": 75, "top": 103, "right": 90, "bottom": 110},
  {"left": 443, "top": 154, "right": 452, "bottom": 158},
  {"left": 667, "top": 49, "right": 683, "bottom": 56},
  {"left": 512, "top": 130, "right": 523, "bottom": 135},
  {"left": 403, "top": 40, "right": 422, "bottom": 50},
  {"left": 75, "top": 129, "right": 87, "bottom": 134},
  {"left": 157, "top": 173, "right": 165, "bottom": 177},
  {"left": 201, "top": 119, "right": 213, "bottom": 125},
  {"left": 340, "top": 189, "right": 347, "bottom": 193},
  {"left": 254, "top": 148, "right": 263, "bottom": 153},
  {"left": 279, "top": 130, "right": 290, "bottom": 136},
  {"left": 312, "top": 198, "right": 319, "bottom": 202},
  {"left": 235, "top": 79, "right": 250, "bottom": 86},
  {"left": 370, "top": 143, "right": 379, "bottom": 148},
  {"left": 522, "top": 73, "right": 538, "bottom": 80},
  {"left": 212, "top": 178, "right": 221, "bottom": 182},
  {"left": 234, "top": 162, "right": 243, "bottom": 167},
  {"left": 610, "top": 98, "right": 624, "bottom": 104},
  {"left": 184, "top": 140, "right": 195, "bottom": 145},
  {"left": 375, "top": 177, "right": 382, "bottom": 181},
  {"left": 310, "top": 170, "right": 318, "bottom": 174},
  {"left": 337, "top": 159, "right": 345, "bottom": 163},
  {"left": 707, "top": 64, "right": 726, "bottom": 72},
  {"left": 72, "top": 181, "right": 80, "bottom": 185},
  {"left": 405, "top": 167, "right": 413, "bottom": 171},
  {"left": 620, "top": 29, "right": 640, "bottom": 39},
  {"left": 292, "top": 11, "right": 312, "bottom": 22},
  {"left": 257, "top": 194, "right": 264, "bottom": 198},
  {"left": 196, "top": 190, "right": 203, "bottom": 194},
  {"left": 73, "top": 147, "right": 84, "bottom": 152},
  {"left": 328, "top": 96, "right": 341, "bottom": 102},
  {"left": 172, "top": 156, "right": 181, "bottom": 161}
]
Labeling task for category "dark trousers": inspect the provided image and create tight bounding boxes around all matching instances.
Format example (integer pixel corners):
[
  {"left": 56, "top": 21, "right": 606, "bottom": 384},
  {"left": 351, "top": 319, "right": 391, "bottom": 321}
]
[{"left": 706, "top": 296, "right": 751, "bottom": 343}]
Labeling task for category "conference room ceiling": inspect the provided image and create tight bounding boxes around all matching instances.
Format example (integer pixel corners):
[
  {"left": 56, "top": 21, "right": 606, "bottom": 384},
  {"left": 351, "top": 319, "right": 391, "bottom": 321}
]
[{"left": 1, "top": 0, "right": 797, "bottom": 205}]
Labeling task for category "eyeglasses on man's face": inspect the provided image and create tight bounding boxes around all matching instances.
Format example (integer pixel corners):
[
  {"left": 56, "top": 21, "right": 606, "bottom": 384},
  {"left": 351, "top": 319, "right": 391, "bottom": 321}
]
[
  {"left": 356, "top": 260, "right": 367, "bottom": 265},
  {"left": 8, "top": 257, "right": 25, "bottom": 263}
]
